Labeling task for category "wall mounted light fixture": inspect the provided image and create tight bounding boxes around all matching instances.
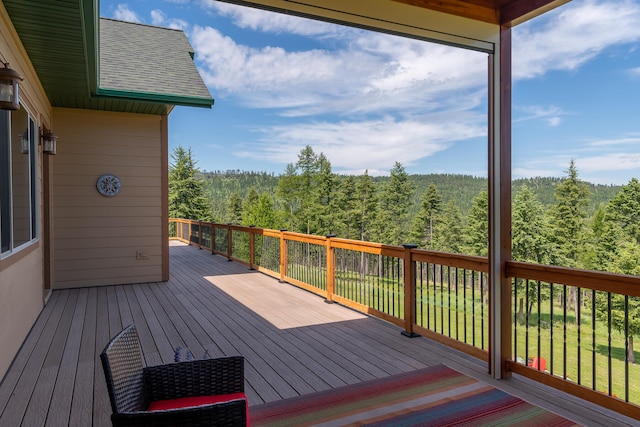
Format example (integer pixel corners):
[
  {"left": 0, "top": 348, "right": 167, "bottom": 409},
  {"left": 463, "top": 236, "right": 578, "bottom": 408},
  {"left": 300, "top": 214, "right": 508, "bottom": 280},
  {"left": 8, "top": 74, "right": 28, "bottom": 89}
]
[
  {"left": 20, "top": 130, "right": 29, "bottom": 154},
  {"left": 40, "top": 127, "right": 58, "bottom": 155},
  {"left": 0, "top": 61, "right": 23, "bottom": 111}
]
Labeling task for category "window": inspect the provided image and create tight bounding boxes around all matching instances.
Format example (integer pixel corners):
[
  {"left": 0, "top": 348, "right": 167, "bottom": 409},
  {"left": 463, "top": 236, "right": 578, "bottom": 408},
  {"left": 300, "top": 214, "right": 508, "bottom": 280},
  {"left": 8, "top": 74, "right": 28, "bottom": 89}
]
[{"left": 0, "top": 105, "right": 38, "bottom": 256}]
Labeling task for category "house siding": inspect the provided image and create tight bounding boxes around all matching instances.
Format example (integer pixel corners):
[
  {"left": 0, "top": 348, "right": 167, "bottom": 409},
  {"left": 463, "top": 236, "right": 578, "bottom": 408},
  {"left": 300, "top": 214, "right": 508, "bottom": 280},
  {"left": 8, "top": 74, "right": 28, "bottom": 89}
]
[
  {"left": 51, "top": 108, "right": 166, "bottom": 289},
  {"left": 0, "top": 2, "right": 51, "bottom": 381}
]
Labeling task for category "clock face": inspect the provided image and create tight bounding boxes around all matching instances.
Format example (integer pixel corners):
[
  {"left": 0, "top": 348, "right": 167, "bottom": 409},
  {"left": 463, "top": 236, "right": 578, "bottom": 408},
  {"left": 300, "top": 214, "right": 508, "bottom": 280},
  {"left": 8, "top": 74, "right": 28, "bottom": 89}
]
[{"left": 97, "top": 174, "right": 121, "bottom": 197}]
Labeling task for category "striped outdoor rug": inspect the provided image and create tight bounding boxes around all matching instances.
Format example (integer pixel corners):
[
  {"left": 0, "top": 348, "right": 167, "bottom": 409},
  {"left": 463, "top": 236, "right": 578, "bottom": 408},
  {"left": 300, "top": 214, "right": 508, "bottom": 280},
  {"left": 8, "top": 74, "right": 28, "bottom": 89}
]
[{"left": 250, "top": 364, "right": 580, "bottom": 426}]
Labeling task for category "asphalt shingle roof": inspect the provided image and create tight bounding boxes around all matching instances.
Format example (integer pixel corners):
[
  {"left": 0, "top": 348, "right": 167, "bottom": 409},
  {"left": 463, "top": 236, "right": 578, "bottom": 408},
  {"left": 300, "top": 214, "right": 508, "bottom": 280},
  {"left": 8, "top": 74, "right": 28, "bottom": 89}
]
[{"left": 99, "top": 18, "right": 212, "bottom": 104}]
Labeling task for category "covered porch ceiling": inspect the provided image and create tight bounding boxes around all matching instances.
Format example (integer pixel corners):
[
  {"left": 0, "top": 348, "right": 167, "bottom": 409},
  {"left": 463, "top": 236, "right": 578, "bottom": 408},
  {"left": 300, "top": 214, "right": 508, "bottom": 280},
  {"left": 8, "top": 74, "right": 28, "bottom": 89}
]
[{"left": 218, "top": 0, "right": 570, "bottom": 52}]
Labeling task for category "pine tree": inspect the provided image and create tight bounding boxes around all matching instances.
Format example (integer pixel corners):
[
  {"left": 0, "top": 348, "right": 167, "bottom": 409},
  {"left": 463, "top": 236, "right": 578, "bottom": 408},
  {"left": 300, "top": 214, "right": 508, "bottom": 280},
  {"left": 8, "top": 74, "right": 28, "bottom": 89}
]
[
  {"left": 433, "top": 200, "right": 463, "bottom": 254},
  {"left": 410, "top": 184, "right": 442, "bottom": 249},
  {"left": 334, "top": 175, "right": 357, "bottom": 239},
  {"left": 377, "top": 162, "right": 415, "bottom": 245},
  {"left": 242, "top": 188, "right": 260, "bottom": 225},
  {"left": 547, "top": 160, "right": 592, "bottom": 268},
  {"left": 512, "top": 185, "right": 551, "bottom": 264},
  {"left": 276, "top": 163, "right": 299, "bottom": 232},
  {"left": 593, "top": 178, "right": 640, "bottom": 363},
  {"left": 246, "top": 192, "right": 279, "bottom": 229},
  {"left": 168, "top": 146, "right": 212, "bottom": 221},
  {"left": 312, "top": 154, "right": 338, "bottom": 235},
  {"left": 547, "top": 160, "right": 591, "bottom": 319},
  {"left": 512, "top": 185, "right": 551, "bottom": 321},
  {"left": 296, "top": 146, "right": 320, "bottom": 234},
  {"left": 354, "top": 171, "right": 379, "bottom": 242},
  {"left": 464, "top": 191, "right": 488, "bottom": 256},
  {"left": 225, "top": 192, "right": 243, "bottom": 224}
]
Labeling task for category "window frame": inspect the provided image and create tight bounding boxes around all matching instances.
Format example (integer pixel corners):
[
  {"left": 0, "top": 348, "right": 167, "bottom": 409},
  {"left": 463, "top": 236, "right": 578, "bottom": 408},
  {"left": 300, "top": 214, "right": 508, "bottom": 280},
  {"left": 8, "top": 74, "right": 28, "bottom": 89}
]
[{"left": 0, "top": 103, "right": 39, "bottom": 259}]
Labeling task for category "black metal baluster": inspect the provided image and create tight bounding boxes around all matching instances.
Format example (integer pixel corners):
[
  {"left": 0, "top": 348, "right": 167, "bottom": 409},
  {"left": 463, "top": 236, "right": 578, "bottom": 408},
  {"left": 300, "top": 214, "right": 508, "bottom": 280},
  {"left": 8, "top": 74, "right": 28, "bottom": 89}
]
[
  {"left": 563, "top": 285, "right": 567, "bottom": 379},
  {"left": 625, "top": 295, "right": 629, "bottom": 402},
  {"left": 608, "top": 292, "right": 612, "bottom": 396},
  {"left": 592, "top": 289, "right": 596, "bottom": 391},
  {"left": 577, "top": 287, "right": 581, "bottom": 385}
]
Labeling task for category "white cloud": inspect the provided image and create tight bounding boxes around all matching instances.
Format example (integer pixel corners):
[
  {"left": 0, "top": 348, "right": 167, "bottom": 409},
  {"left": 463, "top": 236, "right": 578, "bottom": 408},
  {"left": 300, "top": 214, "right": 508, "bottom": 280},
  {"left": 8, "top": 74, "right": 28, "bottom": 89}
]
[
  {"left": 578, "top": 152, "right": 640, "bottom": 172},
  {"left": 514, "top": 105, "right": 567, "bottom": 127},
  {"left": 191, "top": 25, "right": 486, "bottom": 118},
  {"left": 587, "top": 136, "right": 640, "bottom": 147},
  {"left": 113, "top": 4, "right": 141, "bottom": 23},
  {"left": 232, "top": 114, "right": 484, "bottom": 172},
  {"left": 514, "top": 0, "right": 640, "bottom": 80},
  {"left": 151, "top": 9, "right": 166, "bottom": 26},
  {"left": 200, "top": 0, "right": 344, "bottom": 36},
  {"left": 150, "top": 8, "right": 189, "bottom": 30}
]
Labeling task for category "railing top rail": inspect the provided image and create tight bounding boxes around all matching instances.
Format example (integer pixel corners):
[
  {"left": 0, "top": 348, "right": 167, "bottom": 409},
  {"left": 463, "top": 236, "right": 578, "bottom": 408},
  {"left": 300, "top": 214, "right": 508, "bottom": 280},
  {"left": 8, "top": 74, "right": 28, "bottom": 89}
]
[
  {"left": 331, "top": 237, "right": 405, "bottom": 257},
  {"left": 412, "top": 250, "right": 489, "bottom": 272},
  {"left": 507, "top": 260, "right": 640, "bottom": 297},
  {"left": 281, "top": 231, "right": 327, "bottom": 245}
]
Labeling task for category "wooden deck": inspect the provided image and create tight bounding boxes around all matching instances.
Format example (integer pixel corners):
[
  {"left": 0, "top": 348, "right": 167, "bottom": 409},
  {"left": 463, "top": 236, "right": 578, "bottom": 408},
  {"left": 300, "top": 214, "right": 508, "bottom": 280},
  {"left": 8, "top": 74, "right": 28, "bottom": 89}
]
[{"left": 0, "top": 241, "right": 636, "bottom": 426}]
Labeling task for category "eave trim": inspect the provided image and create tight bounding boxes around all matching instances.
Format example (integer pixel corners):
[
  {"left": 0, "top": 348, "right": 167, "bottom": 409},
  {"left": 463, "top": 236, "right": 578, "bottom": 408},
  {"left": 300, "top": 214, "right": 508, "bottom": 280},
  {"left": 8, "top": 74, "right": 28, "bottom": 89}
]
[{"left": 96, "top": 87, "right": 214, "bottom": 108}]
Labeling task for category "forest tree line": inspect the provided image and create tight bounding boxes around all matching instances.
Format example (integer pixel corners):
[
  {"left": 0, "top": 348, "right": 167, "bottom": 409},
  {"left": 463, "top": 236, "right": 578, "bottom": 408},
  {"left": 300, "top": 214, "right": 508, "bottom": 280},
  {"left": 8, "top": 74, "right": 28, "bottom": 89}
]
[
  {"left": 169, "top": 145, "right": 639, "bottom": 277},
  {"left": 169, "top": 144, "right": 640, "bottom": 356}
]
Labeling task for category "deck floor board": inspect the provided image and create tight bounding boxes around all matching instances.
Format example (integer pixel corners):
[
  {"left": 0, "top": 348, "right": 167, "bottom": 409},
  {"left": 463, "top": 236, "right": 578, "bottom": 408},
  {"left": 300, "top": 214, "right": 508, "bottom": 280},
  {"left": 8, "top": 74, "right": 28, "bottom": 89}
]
[{"left": 0, "top": 241, "right": 636, "bottom": 426}]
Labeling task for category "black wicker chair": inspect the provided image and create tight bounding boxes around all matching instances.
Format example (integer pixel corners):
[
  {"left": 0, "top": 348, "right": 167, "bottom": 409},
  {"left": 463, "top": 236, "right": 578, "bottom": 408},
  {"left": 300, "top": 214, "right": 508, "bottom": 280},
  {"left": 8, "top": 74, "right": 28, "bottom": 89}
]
[{"left": 100, "top": 324, "right": 248, "bottom": 427}]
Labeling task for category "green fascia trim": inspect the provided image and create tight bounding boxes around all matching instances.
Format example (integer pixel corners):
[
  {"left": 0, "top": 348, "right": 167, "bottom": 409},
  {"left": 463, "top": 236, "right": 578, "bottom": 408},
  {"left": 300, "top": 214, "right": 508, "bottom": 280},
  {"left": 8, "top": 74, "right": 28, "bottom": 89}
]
[
  {"left": 81, "top": 0, "right": 99, "bottom": 97},
  {"left": 96, "top": 88, "right": 214, "bottom": 108}
]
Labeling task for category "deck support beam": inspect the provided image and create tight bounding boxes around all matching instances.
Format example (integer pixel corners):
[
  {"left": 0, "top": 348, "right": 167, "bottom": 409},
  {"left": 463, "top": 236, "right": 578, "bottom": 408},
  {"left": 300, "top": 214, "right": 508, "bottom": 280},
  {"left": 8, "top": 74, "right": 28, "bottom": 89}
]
[{"left": 488, "top": 26, "right": 512, "bottom": 379}]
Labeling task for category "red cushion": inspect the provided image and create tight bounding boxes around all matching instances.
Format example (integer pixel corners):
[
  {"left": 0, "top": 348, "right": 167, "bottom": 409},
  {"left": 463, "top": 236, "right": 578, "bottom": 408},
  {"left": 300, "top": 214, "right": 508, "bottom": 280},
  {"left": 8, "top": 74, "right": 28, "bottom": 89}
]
[{"left": 148, "top": 393, "right": 249, "bottom": 426}]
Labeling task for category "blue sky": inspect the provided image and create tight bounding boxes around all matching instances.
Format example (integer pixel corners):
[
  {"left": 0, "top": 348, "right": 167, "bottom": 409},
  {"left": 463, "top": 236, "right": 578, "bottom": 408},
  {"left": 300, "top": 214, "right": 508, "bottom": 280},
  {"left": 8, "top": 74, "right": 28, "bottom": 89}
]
[{"left": 100, "top": 0, "right": 640, "bottom": 185}]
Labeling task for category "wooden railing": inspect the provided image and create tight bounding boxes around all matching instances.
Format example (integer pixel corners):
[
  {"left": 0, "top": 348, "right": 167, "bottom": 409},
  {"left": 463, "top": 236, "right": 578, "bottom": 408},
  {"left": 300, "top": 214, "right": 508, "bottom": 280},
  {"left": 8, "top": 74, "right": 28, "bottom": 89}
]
[
  {"left": 506, "top": 261, "right": 640, "bottom": 419},
  {"left": 169, "top": 218, "right": 640, "bottom": 420}
]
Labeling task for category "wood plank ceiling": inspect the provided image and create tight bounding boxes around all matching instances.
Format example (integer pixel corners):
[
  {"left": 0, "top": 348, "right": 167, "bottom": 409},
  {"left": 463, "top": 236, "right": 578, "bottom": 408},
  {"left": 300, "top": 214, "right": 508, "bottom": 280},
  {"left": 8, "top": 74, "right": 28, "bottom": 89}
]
[{"left": 391, "top": 0, "right": 570, "bottom": 26}]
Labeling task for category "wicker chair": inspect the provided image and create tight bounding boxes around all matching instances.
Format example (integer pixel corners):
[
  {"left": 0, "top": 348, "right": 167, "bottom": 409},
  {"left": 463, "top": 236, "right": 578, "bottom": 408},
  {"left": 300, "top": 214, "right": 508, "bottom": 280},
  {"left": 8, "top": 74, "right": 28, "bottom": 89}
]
[{"left": 100, "top": 324, "right": 248, "bottom": 427}]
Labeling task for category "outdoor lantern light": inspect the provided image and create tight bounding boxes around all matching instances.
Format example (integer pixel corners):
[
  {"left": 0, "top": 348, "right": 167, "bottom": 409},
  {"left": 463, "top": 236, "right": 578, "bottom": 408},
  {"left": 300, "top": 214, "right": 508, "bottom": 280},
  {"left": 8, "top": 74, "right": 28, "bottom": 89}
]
[
  {"left": 0, "top": 61, "right": 23, "bottom": 111},
  {"left": 41, "top": 127, "right": 58, "bottom": 155},
  {"left": 20, "top": 130, "right": 29, "bottom": 154}
]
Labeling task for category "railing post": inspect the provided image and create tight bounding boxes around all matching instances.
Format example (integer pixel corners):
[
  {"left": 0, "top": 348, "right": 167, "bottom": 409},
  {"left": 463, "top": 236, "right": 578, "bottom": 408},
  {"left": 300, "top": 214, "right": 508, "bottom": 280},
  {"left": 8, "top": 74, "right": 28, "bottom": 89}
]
[
  {"left": 325, "top": 234, "right": 336, "bottom": 304},
  {"left": 198, "top": 220, "right": 203, "bottom": 250},
  {"left": 279, "top": 230, "right": 287, "bottom": 283},
  {"left": 402, "top": 244, "right": 419, "bottom": 338},
  {"left": 227, "top": 223, "right": 232, "bottom": 261},
  {"left": 249, "top": 225, "right": 256, "bottom": 270},
  {"left": 211, "top": 222, "right": 216, "bottom": 255}
]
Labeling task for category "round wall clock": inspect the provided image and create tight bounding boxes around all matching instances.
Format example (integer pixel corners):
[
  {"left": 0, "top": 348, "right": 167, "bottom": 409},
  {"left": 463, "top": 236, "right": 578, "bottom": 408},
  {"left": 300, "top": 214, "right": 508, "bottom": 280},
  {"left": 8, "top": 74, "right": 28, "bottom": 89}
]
[{"left": 97, "top": 174, "right": 121, "bottom": 197}]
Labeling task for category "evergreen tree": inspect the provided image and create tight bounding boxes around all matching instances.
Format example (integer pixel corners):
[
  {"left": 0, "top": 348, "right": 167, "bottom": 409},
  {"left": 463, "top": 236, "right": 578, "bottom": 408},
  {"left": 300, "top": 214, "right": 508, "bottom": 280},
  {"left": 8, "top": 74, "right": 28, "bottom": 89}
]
[
  {"left": 354, "top": 171, "right": 379, "bottom": 242},
  {"left": 593, "top": 178, "right": 640, "bottom": 363},
  {"left": 225, "top": 192, "right": 243, "bottom": 224},
  {"left": 512, "top": 185, "right": 551, "bottom": 264},
  {"left": 312, "top": 154, "right": 338, "bottom": 235},
  {"left": 377, "top": 162, "right": 415, "bottom": 245},
  {"left": 464, "top": 191, "right": 488, "bottom": 256},
  {"left": 276, "top": 163, "right": 299, "bottom": 231},
  {"left": 433, "top": 200, "right": 464, "bottom": 254},
  {"left": 334, "top": 175, "right": 358, "bottom": 239},
  {"left": 168, "top": 146, "right": 212, "bottom": 220},
  {"left": 547, "top": 160, "right": 592, "bottom": 268},
  {"left": 512, "top": 185, "right": 551, "bottom": 321},
  {"left": 547, "top": 160, "right": 591, "bottom": 319},
  {"left": 410, "top": 184, "right": 442, "bottom": 249},
  {"left": 245, "top": 192, "right": 279, "bottom": 229},
  {"left": 606, "top": 177, "right": 640, "bottom": 245},
  {"left": 242, "top": 188, "right": 260, "bottom": 225},
  {"left": 296, "top": 145, "right": 320, "bottom": 234}
]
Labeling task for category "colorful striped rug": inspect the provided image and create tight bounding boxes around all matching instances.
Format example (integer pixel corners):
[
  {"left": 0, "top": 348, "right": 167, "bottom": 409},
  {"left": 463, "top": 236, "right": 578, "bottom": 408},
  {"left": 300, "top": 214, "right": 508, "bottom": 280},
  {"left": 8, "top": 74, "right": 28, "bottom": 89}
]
[{"left": 250, "top": 364, "right": 580, "bottom": 426}]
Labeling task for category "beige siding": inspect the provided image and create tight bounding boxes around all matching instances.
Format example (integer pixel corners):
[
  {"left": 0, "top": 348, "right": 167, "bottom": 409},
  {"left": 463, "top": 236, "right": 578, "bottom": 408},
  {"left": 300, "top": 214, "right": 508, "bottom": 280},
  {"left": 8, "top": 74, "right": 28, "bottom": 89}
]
[
  {"left": 0, "top": 3, "right": 52, "bottom": 380},
  {"left": 52, "top": 108, "right": 165, "bottom": 288}
]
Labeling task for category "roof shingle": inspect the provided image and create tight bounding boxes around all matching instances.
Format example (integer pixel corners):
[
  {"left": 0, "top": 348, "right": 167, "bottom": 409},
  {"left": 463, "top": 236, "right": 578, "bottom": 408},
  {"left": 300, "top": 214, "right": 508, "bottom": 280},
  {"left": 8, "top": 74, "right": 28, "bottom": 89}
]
[{"left": 99, "top": 18, "right": 213, "bottom": 106}]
